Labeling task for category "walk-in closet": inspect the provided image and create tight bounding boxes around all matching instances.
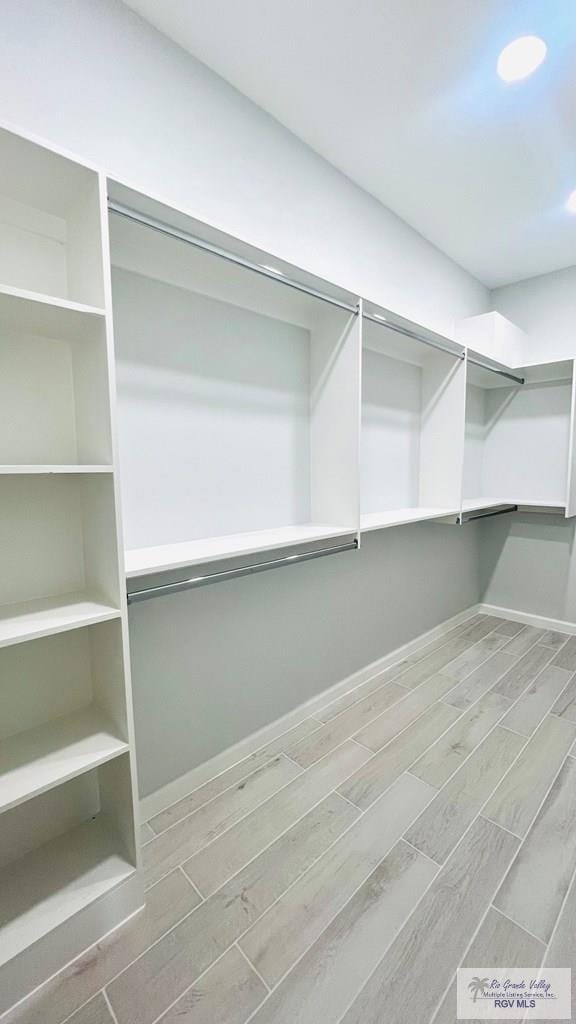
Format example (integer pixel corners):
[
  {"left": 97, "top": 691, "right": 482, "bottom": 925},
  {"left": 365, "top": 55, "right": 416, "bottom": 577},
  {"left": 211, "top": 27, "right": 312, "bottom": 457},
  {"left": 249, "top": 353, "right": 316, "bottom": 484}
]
[{"left": 2, "top": 3, "right": 576, "bottom": 1023}]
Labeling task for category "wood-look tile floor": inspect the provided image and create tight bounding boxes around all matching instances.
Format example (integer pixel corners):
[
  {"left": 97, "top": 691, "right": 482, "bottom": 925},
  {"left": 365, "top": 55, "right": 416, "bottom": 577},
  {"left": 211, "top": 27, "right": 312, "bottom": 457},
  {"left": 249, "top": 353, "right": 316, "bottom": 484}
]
[{"left": 6, "top": 613, "right": 576, "bottom": 1024}]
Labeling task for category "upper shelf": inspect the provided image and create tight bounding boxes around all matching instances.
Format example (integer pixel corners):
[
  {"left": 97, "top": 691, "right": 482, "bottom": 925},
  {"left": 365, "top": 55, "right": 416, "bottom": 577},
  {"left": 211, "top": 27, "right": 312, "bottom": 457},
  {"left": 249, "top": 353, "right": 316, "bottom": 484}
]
[
  {"left": 0, "top": 284, "right": 105, "bottom": 338},
  {"left": 0, "top": 127, "right": 105, "bottom": 307},
  {"left": 109, "top": 179, "right": 358, "bottom": 333},
  {"left": 363, "top": 301, "right": 463, "bottom": 366},
  {"left": 0, "top": 466, "right": 113, "bottom": 475},
  {"left": 125, "top": 523, "right": 356, "bottom": 578}
]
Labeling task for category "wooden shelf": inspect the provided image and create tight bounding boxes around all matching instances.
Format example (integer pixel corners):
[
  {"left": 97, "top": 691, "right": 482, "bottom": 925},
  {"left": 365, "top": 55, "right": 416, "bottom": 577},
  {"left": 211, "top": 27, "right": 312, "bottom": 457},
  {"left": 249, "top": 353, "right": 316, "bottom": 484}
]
[
  {"left": 0, "top": 816, "right": 135, "bottom": 969},
  {"left": 462, "top": 498, "right": 514, "bottom": 513},
  {"left": 361, "top": 507, "right": 459, "bottom": 531},
  {"left": 0, "top": 593, "right": 120, "bottom": 649},
  {"left": 126, "top": 523, "right": 356, "bottom": 578},
  {"left": 0, "top": 707, "right": 128, "bottom": 814},
  {"left": 462, "top": 497, "right": 566, "bottom": 513},
  {"left": 0, "top": 284, "right": 105, "bottom": 336},
  {"left": 0, "top": 466, "right": 113, "bottom": 475}
]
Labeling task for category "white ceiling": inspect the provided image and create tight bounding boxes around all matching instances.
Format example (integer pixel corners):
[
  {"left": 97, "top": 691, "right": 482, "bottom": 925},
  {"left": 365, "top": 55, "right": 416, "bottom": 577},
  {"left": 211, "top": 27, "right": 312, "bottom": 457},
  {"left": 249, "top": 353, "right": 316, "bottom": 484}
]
[{"left": 124, "top": 0, "right": 576, "bottom": 287}]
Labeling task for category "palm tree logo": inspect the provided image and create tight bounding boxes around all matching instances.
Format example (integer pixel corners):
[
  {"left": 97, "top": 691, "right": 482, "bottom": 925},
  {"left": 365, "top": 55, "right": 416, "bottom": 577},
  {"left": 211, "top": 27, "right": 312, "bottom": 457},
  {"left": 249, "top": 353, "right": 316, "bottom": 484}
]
[{"left": 468, "top": 977, "right": 490, "bottom": 1003}]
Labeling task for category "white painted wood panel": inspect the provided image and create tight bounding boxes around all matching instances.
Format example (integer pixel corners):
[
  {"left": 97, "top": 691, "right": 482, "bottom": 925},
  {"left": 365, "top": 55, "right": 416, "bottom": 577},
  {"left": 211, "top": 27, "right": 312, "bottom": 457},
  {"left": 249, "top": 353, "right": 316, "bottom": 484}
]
[
  {"left": 125, "top": 523, "right": 354, "bottom": 577},
  {"left": 463, "top": 377, "right": 572, "bottom": 508},
  {"left": 0, "top": 128, "right": 104, "bottom": 306},
  {"left": 113, "top": 266, "right": 312, "bottom": 550},
  {"left": 310, "top": 306, "right": 361, "bottom": 530},
  {"left": 0, "top": 803, "right": 134, "bottom": 968},
  {"left": 361, "top": 319, "right": 464, "bottom": 520},
  {"left": 0, "top": 594, "right": 120, "bottom": 648},
  {"left": 0, "top": 706, "right": 128, "bottom": 813}
]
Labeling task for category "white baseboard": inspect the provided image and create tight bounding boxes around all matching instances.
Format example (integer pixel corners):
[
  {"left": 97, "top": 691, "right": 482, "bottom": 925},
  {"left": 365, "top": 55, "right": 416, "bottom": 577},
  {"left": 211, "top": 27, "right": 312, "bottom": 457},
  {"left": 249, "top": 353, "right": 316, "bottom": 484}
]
[
  {"left": 479, "top": 602, "right": 576, "bottom": 635},
  {"left": 140, "top": 602, "right": 481, "bottom": 820}
]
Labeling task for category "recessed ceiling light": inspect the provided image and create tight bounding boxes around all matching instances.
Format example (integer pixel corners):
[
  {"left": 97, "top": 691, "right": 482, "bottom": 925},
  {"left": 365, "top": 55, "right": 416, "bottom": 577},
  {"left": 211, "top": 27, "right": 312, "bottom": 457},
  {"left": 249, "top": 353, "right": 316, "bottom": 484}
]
[
  {"left": 566, "top": 190, "right": 576, "bottom": 213},
  {"left": 497, "top": 35, "right": 547, "bottom": 82}
]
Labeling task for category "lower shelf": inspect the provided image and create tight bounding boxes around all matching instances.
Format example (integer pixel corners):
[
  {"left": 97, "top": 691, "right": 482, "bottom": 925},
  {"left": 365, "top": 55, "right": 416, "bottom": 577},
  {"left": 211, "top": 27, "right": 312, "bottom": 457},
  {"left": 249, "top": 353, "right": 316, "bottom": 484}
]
[
  {"left": 0, "top": 816, "right": 135, "bottom": 968},
  {"left": 125, "top": 522, "right": 356, "bottom": 578},
  {"left": 0, "top": 707, "right": 129, "bottom": 814},
  {"left": 0, "top": 592, "right": 121, "bottom": 648},
  {"left": 360, "top": 507, "right": 459, "bottom": 531},
  {"left": 463, "top": 497, "right": 566, "bottom": 513}
]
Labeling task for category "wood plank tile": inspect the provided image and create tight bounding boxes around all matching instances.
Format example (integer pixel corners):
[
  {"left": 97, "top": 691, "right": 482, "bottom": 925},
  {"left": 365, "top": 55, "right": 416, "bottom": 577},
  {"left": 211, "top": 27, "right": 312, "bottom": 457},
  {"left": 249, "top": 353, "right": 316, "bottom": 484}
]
[
  {"left": 285, "top": 682, "right": 407, "bottom": 768},
  {"left": 432, "top": 907, "right": 545, "bottom": 1024},
  {"left": 356, "top": 672, "right": 460, "bottom": 753},
  {"left": 540, "top": 629, "right": 570, "bottom": 650},
  {"left": 406, "top": 726, "right": 524, "bottom": 863},
  {"left": 107, "top": 793, "right": 358, "bottom": 1024},
  {"left": 144, "top": 755, "right": 302, "bottom": 888},
  {"left": 388, "top": 636, "right": 478, "bottom": 691},
  {"left": 183, "top": 740, "right": 369, "bottom": 896},
  {"left": 552, "top": 634, "right": 576, "bottom": 671},
  {"left": 316, "top": 663, "right": 409, "bottom": 723},
  {"left": 239, "top": 773, "right": 435, "bottom": 986},
  {"left": 551, "top": 672, "right": 576, "bottom": 722},
  {"left": 402, "top": 614, "right": 488, "bottom": 665},
  {"left": 339, "top": 817, "right": 518, "bottom": 1024},
  {"left": 492, "top": 645, "right": 555, "bottom": 702},
  {"left": 493, "top": 620, "right": 525, "bottom": 637},
  {"left": 452, "top": 616, "right": 503, "bottom": 643},
  {"left": 410, "top": 691, "right": 512, "bottom": 790},
  {"left": 67, "top": 995, "right": 115, "bottom": 1024},
  {"left": 443, "top": 649, "right": 521, "bottom": 710},
  {"left": 543, "top": 867, "right": 576, "bottom": 1014},
  {"left": 246, "top": 841, "right": 436, "bottom": 1024},
  {"left": 494, "top": 757, "right": 576, "bottom": 942},
  {"left": 483, "top": 715, "right": 576, "bottom": 838},
  {"left": 442, "top": 633, "right": 509, "bottom": 682},
  {"left": 338, "top": 702, "right": 461, "bottom": 810},
  {"left": 502, "top": 665, "right": 572, "bottom": 737},
  {"left": 502, "top": 626, "right": 546, "bottom": 657},
  {"left": 2, "top": 870, "right": 201, "bottom": 1024},
  {"left": 149, "top": 719, "right": 320, "bottom": 833},
  {"left": 156, "top": 946, "right": 266, "bottom": 1024}
]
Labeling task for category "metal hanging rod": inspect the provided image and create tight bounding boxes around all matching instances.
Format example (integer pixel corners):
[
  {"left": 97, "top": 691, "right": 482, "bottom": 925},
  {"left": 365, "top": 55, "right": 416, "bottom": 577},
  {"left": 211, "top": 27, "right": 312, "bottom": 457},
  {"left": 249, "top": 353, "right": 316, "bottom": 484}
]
[
  {"left": 363, "top": 311, "right": 465, "bottom": 360},
  {"left": 127, "top": 539, "right": 359, "bottom": 604},
  {"left": 467, "top": 355, "right": 525, "bottom": 386},
  {"left": 108, "top": 199, "right": 358, "bottom": 316},
  {"left": 458, "top": 504, "right": 518, "bottom": 524}
]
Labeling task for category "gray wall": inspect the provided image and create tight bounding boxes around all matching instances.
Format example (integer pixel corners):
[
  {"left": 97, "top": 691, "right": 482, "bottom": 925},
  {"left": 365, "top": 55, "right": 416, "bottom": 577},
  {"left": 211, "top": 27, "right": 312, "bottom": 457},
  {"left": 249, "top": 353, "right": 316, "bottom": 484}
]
[
  {"left": 130, "top": 524, "right": 481, "bottom": 796},
  {"left": 480, "top": 513, "right": 576, "bottom": 624}
]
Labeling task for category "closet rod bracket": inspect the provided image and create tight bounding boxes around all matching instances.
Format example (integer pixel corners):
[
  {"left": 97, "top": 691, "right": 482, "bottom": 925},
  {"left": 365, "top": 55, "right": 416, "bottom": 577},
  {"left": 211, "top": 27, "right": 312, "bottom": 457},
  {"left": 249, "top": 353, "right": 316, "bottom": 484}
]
[{"left": 458, "top": 505, "right": 518, "bottom": 524}]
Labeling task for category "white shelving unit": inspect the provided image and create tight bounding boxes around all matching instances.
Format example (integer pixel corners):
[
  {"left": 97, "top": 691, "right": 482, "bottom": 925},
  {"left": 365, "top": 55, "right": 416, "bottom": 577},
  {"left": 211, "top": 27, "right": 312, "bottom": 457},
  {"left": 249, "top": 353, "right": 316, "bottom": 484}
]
[
  {"left": 0, "top": 126, "right": 142, "bottom": 1014},
  {"left": 462, "top": 349, "right": 576, "bottom": 517},
  {"left": 360, "top": 305, "right": 465, "bottom": 531},
  {"left": 109, "top": 183, "right": 576, "bottom": 598},
  {"left": 108, "top": 183, "right": 360, "bottom": 577}
]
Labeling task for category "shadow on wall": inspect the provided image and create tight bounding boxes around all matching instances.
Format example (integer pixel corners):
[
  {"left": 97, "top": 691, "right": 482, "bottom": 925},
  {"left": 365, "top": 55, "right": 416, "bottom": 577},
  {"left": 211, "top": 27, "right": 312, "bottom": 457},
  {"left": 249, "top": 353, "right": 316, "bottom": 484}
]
[{"left": 480, "top": 512, "right": 576, "bottom": 623}]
